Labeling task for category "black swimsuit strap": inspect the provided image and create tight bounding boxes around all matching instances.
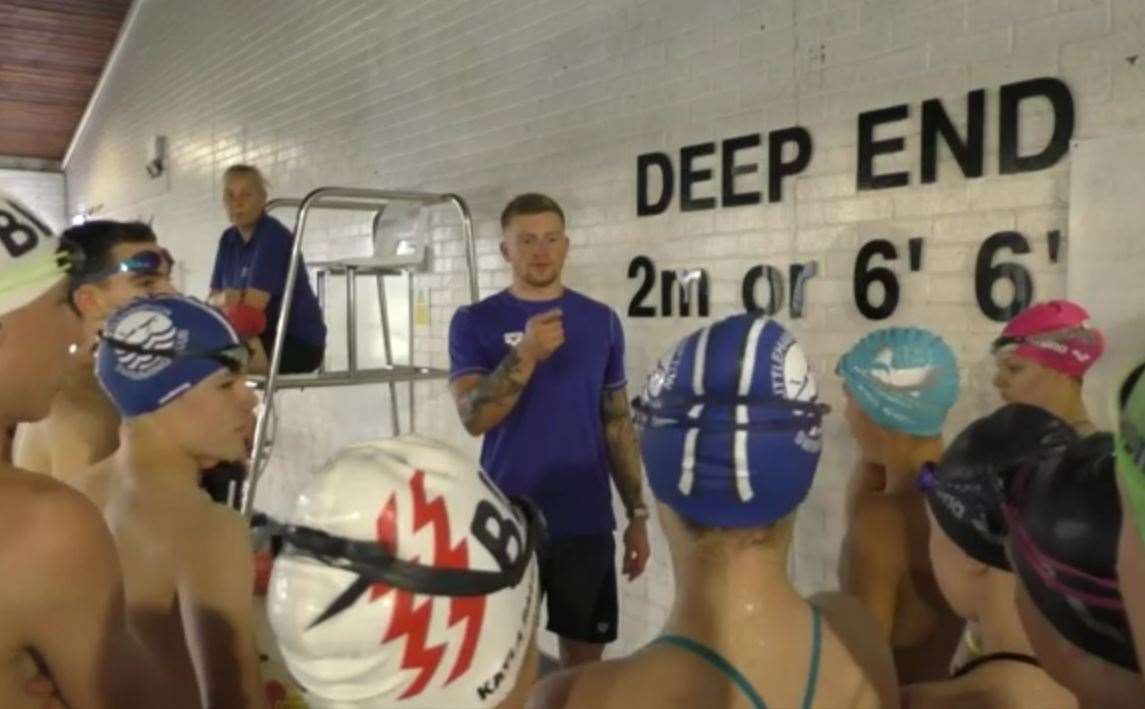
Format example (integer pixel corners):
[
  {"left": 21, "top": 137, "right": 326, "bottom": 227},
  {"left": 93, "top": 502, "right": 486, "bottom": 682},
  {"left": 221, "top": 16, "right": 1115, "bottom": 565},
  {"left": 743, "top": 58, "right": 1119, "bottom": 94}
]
[{"left": 950, "top": 651, "right": 1040, "bottom": 679}]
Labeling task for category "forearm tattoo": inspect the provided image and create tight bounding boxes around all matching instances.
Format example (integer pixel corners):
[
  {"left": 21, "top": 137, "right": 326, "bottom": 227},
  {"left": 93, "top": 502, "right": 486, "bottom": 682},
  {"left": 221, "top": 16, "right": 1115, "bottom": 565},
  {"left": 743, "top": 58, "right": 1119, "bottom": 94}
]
[
  {"left": 602, "top": 388, "right": 644, "bottom": 512},
  {"left": 458, "top": 348, "right": 527, "bottom": 428}
]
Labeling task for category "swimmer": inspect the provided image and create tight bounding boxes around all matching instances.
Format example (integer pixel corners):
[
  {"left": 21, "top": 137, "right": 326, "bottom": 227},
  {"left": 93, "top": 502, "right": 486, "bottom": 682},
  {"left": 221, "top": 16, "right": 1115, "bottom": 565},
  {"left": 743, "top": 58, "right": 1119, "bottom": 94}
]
[
  {"left": 991, "top": 300, "right": 1104, "bottom": 434},
  {"left": 12, "top": 220, "right": 176, "bottom": 480},
  {"left": 73, "top": 294, "right": 263, "bottom": 708},
  {"left": 0, "top": 191, "right": 181, "bottom": 708},
  {"left": 1006, "top": 433, "right": 1143, "bottom": 708},
  {"left": 836, "top": 327, "right": 963, "bottom": 682},
  {"left": 903, "top": 404, "right": 1077, "bottom": 708},
  {"left": 264, "top": 436, "right": 544, "bottom": 708},
  {"left": 531, "top": 314, "right": 899, "bottom": 708}
]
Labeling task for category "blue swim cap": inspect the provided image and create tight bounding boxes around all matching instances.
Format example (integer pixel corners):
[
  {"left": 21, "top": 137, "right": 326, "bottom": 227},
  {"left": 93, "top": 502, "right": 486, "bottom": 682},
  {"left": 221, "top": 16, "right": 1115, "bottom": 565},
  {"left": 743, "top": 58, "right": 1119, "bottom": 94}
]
[
  {"left": 97, "top": 294, "right": 246, "bottom": 417},
  {"left": 836, "top": 327, "right": 959, "bottom": 437},
  {"left": 635, "top": 314, "right": 828, "bottom": 528}
]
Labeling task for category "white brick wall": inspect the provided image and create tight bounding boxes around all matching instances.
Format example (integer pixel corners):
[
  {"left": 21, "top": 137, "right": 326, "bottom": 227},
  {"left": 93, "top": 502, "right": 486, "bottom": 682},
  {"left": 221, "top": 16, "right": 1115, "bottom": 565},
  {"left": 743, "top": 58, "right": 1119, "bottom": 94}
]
[
  {"left": 0, "top": 169, "right": 67, "bottom": 234},
  {"left": 64, "top": 0, "right": 1145, "bottom": 657}
]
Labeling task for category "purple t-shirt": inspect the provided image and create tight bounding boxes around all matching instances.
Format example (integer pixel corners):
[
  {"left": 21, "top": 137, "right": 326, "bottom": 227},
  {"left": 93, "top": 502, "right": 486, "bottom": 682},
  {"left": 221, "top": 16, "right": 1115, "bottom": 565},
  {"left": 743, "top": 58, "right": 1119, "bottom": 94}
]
[
  {"left": 448, "top": 288, "right": 626, "bottom": 538},
  {"left": 209, "top": 213, "right": 326, "bottom": 348}
]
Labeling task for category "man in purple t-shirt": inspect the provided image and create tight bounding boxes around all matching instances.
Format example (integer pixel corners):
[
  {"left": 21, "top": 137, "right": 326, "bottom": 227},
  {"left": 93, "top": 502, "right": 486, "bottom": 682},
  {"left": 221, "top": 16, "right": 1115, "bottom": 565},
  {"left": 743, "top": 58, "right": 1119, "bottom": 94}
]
[{"left": 448, "top": 193, "right": 650, "bottom": 668}]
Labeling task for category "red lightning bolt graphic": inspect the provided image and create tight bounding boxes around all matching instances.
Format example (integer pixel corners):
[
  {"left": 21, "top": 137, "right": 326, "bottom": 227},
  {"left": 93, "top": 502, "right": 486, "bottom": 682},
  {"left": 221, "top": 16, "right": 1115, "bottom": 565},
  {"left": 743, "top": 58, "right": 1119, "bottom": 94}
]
[
  {"left": 407, "top": 470, "right": 486, "bottom": 684},
  {"left": 366, "top": 470, "right": 487, "bottom": 698},
  {"left": 366, "top": 492, "right": 446, "bottom": 699},
  {"left": 382, "top": 589, "right": 446, "bottom": 698}
]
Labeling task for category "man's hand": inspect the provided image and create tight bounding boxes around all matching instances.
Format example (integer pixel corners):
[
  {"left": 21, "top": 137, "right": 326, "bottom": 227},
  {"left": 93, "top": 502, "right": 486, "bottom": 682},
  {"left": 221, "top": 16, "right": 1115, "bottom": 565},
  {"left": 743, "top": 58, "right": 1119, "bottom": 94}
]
[
  {"left": 518, "top": 309, "right": 564, "bottom": 363},
  {"left": 622, "top": 518, "right": 650, "bottom": 581}
]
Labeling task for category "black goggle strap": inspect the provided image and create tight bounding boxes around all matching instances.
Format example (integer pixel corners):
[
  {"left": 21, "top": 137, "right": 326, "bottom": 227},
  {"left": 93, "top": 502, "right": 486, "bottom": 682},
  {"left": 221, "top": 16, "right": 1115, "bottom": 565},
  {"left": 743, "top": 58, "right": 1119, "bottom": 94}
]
[
  {"left": 100, "top": 335, "right": 250, "bottom": 373},
  {"left": 991, "top": 326, "right": 1098, "bottom": 355},
  {"left": 631, "top": 396, "right": 829, "bottom": 432},
  {"left": 250, "top": 495, "right": 543, "bottom": 599}
]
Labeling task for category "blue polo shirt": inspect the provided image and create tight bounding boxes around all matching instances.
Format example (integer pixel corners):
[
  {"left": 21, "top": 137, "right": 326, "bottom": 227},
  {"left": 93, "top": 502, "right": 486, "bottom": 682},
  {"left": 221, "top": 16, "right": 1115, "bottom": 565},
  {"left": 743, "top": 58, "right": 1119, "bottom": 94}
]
[
  {"left": 209, "top": 212, "right": 326, "bottom": 348},
  {"left": 448, "top": 288, "right": 626, "bottom": 539}
]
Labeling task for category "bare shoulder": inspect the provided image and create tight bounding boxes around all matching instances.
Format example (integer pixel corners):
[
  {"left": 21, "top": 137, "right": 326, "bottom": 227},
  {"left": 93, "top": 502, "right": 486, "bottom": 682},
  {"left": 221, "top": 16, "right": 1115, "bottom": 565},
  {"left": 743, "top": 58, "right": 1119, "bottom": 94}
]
[
  {"left": 0, "top": 471, "right": 118, "bottom": 594},
  {"left": 809, "top": 591, "right": 901, "bottom": 708},
  {"left": 178, "top": 500, "right": 254, "bottom": 572},
  {"left": 0, "top": 470, "right": 107, "bottom": 543}
]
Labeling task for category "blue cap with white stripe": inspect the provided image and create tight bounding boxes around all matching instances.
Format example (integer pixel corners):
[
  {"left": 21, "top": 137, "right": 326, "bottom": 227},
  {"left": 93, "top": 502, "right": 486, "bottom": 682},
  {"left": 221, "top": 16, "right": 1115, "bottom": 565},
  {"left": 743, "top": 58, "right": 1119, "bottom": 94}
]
[{"left": 634, "top": 314, "right": 828, "bottom": 528}]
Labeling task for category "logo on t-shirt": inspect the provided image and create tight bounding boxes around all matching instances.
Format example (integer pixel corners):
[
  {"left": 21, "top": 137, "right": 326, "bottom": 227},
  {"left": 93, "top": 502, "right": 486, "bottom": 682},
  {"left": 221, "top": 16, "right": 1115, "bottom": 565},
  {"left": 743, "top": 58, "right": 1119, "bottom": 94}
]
[{"left": 503, "top": 331, "right": 523, "bottom": 347}]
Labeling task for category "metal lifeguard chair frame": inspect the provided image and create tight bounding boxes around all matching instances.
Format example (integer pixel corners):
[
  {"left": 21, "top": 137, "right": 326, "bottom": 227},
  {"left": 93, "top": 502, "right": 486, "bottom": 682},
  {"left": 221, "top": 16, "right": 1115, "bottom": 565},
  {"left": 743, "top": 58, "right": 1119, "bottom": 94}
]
[{"left": 239, "top": 187, "right": 478, "bottom": 516}]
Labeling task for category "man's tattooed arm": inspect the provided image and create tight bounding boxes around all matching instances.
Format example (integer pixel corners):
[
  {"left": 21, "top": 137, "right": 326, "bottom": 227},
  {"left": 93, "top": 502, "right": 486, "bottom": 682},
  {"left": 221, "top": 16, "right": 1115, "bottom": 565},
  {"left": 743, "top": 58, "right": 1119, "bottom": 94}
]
[
  {"left": 601, "top": 387, "right": 645, "bottom": 514},
  {"left": 451, "top": 347, "right": 538, "bottom": 436}
]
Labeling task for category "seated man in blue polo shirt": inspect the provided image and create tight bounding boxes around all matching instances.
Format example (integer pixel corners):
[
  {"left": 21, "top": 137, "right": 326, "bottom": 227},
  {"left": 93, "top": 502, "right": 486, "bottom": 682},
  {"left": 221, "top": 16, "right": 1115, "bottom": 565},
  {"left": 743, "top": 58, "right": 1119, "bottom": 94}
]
[{"left": 208, "top": 164, "right": 326, "bottom": 374}]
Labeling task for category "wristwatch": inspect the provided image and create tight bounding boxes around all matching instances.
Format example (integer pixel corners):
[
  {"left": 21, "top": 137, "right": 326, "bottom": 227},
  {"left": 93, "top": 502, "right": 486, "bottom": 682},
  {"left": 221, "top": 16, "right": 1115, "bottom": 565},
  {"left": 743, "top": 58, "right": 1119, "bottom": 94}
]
[{"left": 627, "top": 504, "right": 650, "bottom": 520}]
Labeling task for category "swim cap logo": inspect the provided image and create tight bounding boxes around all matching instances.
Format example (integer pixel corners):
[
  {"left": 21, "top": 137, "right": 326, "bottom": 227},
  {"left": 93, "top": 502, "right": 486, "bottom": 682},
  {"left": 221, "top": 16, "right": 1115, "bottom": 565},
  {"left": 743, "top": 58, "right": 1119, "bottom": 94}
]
[
  {"left": 772, "top": 333, "right": 816, "bottom": 402},
  {"left": 646, "top": 340, "right": 683, "bottom": 399},
  {"left": 107, "top": 307, "right": 186, "bottom": 379},
  {"left": 0, "top": 201, "right": 48, "bottom": 259},
  {"left": 868, "top": 347, "right": 936, "bottom": 391}
]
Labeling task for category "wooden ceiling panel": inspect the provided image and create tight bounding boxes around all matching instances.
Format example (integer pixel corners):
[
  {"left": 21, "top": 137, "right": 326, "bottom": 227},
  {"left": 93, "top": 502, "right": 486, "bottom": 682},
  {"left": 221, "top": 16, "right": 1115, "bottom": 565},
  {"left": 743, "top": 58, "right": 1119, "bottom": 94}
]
[{"left": 0, "top": 0, "right": 131, "bottom": 159}]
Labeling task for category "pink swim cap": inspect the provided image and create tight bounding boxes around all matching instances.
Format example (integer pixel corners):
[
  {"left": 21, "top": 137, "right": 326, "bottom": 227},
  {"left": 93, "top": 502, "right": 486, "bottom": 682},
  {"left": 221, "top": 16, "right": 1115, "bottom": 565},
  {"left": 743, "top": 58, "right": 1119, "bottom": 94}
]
[{"left": 993, "top": 300, "right": 1104, "bottom": 378}]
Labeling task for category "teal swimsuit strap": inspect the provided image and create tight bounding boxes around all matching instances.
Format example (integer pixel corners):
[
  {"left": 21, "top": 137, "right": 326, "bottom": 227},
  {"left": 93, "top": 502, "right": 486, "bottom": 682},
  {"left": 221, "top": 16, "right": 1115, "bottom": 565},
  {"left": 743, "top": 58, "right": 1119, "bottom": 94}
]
[
  {"left": 801, "top": 605, "right": 822, "bottom": 709},
  {"left": 651, "top": 634, "right": 767, "bottom": 709},
  {"left": 652, "top": 605, "right": 823, "bottom": 709}
]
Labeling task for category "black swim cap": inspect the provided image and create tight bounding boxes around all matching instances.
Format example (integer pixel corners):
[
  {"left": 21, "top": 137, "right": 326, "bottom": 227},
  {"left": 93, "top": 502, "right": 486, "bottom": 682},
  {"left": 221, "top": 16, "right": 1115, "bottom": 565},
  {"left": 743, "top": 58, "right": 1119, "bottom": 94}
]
[
  {"left": 921, "top": 404, "right": 1076, "bottom": 570},
  {"left": 1006, "top": 433, "right": 1139, "bottom": 671}
]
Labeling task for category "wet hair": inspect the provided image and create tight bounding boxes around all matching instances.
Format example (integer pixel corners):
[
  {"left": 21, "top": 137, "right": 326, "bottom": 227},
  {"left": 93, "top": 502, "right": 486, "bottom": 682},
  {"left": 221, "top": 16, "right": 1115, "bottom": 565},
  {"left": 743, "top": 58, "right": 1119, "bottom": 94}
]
[
  {"left": 62, "top": 220, "right": 158, "bottom": 286},
  {"left": 500, "top": 192, "right": 565, "bottom": 230}
]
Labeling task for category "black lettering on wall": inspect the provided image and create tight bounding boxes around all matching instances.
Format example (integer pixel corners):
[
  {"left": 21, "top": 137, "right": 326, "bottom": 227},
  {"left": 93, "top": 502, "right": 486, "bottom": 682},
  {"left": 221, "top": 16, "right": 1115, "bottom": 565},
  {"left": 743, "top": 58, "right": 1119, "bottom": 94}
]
[
  {"left": 857, "top": 104, "right": 910, "bottom": 190},
  {"left": 628, "top": 256, "right": 657, "bottom": 317},
  {"left": 721, "top": 134, "right": 762, "bottom": 207},
  {"left": 742, "top": 265, "right": 784, "bottom": 315},
  {"left": 636, "top": 152, "right": 674, "bottom": 216},
  {"left": 768, "top": 127, "right": 813, "bottom": 203},
  {"left": 921, "top": 89, "right": 985, "bottom": 183},
  {"left": 999, "top": 77, "right": 1074, "bottom": 174},
  {"left": 680, "top": 142, "right": 717, "bottom": 212}
]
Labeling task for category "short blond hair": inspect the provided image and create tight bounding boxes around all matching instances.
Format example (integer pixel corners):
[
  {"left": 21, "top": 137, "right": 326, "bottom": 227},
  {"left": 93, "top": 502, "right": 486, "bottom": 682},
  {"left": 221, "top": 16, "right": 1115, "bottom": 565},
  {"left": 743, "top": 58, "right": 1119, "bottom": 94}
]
[{"left": 222, "top": 164, "right": 268, "bottom": 194}]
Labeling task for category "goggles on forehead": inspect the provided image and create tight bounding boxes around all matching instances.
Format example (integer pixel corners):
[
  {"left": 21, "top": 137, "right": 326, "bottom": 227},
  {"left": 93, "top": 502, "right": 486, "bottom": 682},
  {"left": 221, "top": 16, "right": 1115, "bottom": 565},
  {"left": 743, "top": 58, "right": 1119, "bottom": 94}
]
[
  {"left": 991, "top": 326, "right": 1098, "bottom": 355},
  {"left": 251, "top": 494, "right": 546, "bottom": 598},
  {"left": 100, "top": 335, "right": 251, "bottom": 373},
  {"left": 78, "top": 248, "right": 175, "bottom": 284},
  {"left": 1003, "top": 503, "right": 1124, "bottom": 611}
]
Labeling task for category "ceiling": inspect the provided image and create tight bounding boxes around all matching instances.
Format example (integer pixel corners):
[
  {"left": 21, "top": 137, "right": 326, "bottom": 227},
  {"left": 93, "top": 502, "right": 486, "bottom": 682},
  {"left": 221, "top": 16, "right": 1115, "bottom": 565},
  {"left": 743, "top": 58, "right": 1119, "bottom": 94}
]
[{"left": 0, "top": 0, "right": 132, "bottom": 162}]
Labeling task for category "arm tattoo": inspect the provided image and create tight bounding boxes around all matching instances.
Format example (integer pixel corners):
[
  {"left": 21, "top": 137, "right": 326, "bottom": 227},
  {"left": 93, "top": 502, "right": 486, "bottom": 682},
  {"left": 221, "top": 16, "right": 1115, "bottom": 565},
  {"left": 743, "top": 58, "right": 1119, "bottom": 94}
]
[
  {"left": 458, "top": 349, "right": 527, "bottom": 428},
  {"left": 601, "top": 388, "right": 645, "bottom": 513}
]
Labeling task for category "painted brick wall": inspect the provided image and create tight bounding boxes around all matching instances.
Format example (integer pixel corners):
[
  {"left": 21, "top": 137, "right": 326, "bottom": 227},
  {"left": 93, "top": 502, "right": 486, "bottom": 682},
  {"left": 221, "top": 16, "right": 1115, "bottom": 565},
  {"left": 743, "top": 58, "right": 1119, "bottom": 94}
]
[
  {"left": 0, "top": 169, "right": 67, "bottom": 234},
  {"left": 64, "top": 0, "right": 1145, "bottom": 657}
]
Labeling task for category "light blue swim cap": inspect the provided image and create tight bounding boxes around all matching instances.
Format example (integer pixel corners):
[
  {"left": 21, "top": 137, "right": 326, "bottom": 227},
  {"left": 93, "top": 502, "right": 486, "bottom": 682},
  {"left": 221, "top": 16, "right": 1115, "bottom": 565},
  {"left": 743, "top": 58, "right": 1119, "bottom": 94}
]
[{"left": 836, "top": 327, "right": 959, "bottom": 437}]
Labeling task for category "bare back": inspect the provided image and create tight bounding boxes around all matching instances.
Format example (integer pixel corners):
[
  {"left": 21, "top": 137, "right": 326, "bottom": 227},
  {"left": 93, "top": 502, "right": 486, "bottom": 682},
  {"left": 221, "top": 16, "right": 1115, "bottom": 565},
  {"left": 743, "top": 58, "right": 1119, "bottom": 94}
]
[
  {"left": 530, "top": 600, "right": 897, "bottom": 709},
  {"left": 0, "top": 468, "right": 185, "bottom": 708},
  {"left": 74, "top": 460, "right": 264, "bottom": 708},
  {"left": 841, "top": 465, "right": 962, "bottom": 683}
]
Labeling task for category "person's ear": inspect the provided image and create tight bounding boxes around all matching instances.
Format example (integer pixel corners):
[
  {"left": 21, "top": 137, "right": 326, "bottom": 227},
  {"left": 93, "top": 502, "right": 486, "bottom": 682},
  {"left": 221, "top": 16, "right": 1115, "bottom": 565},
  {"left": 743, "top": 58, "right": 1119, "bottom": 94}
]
[
  {"left": 500, "top": 239, "right": 510, "bottom": 261},
  {"left": 71, "top": 284, "right": 105, "bottom": 321}
]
